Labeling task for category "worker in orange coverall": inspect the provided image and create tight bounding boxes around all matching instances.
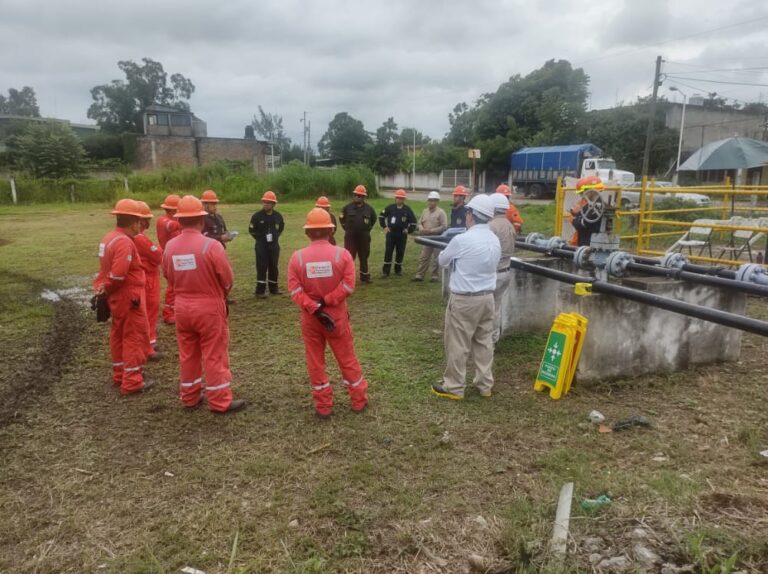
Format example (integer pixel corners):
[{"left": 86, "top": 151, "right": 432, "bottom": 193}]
[
  {"left": 157, "top": 193, "right": 181, "bottom": 324},
  {"left": 93, "top": 199, "right": 154, "bottom": 395},
  {"left": 287, "top": 208, "right": 369, "bottom": 418},
  {"left": 162, "top": 195, "right": 246, "bottom": 414},
  {"left": 495, "top": 184, "right": 524, "bottom": 233},
  {"left": 134, "top": 201, "right": 164, "bottom": 359}
]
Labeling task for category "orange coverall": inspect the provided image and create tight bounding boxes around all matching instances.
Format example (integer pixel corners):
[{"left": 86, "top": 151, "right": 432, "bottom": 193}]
[
  {"left": 157, "top": 215, "right": 181, "bottom": 322},
  {"left": 287, "top": 240, "right": 369, "bottom": 416},
  {"left": 162, "top": 229, "right": 235, "bottom": 412},
  {"left": 506, "top": 204, "right": 524, "bottom": 234},
  {"left": 93, "top": 228, "right": 151, "bottom": 394},
  {"left": 134, "top": 231, "right": 163, "bottom": 350}
]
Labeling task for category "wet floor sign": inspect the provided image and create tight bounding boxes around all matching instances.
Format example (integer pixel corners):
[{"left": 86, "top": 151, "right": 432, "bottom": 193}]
[{"left": 534, "top": 312, "right": 588, "bottom": 399}]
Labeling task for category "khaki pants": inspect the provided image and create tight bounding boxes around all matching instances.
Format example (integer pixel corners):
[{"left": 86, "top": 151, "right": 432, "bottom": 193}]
[
  {"left": 492, "top": 272, "right": 511, "bottom": 344},
  {"left": 415, "top": 245, "right": 440, "bottom": 279},
  {"left": 442, "top": 293, "right": 495, "bottom": 396}
]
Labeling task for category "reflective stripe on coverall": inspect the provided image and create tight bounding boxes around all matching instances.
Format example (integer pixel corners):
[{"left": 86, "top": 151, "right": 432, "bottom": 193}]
[
  {"left": 94, "top": 228, "right": 150, "bottom": 394},
  {"left": 287, "top": 240, "right": 368, "bottom": 415},
  {"left": 162, "top": 229, "right": 235, "bottom": 412},
  {"left": 134, "top": 232, "right": 163, "bottom": 348},
  {"left": 157, "top": 215, "right": 181, "bottom": 321}
]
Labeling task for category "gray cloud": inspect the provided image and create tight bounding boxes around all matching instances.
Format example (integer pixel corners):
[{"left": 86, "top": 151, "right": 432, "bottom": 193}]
[{"left": 1, "top": 0, "right": 767, "bottom": 147}]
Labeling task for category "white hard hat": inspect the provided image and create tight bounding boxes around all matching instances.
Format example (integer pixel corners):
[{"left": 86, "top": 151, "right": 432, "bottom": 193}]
[
  {"left": 427, "top": 191, "right": 441, "bottom": 201},
  {"left": 466, "top": 194, "right": 495, "bottom": 219},
  {"left": 491, "top": 193, "right": 510, "bottom": 213}
]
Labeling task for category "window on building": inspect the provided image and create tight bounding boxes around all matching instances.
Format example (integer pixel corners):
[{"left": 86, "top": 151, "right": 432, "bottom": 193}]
[
  {"left": 171, "top": 114, "right": 192, "bottom": 127},
  {"left": 148, "top": 114, "right": 158, "bottom": 125},
  {"left": 157, "top": 114, "right": 169, "bottom": 126}
]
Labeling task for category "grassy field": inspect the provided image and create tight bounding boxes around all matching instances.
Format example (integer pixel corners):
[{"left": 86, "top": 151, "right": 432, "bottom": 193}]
[{"left": 1, "top": 199, "right": 767, "bottom": 573}]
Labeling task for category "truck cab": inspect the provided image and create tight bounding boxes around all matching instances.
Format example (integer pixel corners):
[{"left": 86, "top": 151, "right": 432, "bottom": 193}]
[{"left": 581, "top": 158, "right": 635, "bottom": 186}]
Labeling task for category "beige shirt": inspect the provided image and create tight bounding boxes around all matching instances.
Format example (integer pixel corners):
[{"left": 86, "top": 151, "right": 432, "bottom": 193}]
[
  {"left": 488, "top": 215, "right": 516, "bottom": 271},
  {"left": 418, "top": 207, "right": 448, "bottom": 235}
]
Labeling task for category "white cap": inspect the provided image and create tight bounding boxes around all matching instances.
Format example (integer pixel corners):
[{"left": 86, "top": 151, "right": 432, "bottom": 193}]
[
  {"left": 427, "top": 191, "right": 441, "bottom": 201},
  {"left": 491, "top": 193, "right": 510, "bottom": 213},
  {"left": 466, "top": 194, "right": 495, "bottom": 219}
]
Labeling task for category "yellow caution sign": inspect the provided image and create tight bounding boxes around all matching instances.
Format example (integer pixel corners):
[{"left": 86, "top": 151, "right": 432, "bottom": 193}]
[{"left": 534, "top": 312, "right": 588, "bottom": 400}]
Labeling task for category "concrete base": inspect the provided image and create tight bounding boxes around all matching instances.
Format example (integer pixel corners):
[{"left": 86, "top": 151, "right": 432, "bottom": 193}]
[{"left": 500, "top": 257, "right": 745, "bottom": 382}]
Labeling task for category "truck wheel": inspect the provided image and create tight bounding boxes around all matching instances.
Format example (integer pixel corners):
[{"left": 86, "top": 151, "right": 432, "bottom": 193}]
[{"left": 529, "top": 183, "right": 546, "bottom": 199}]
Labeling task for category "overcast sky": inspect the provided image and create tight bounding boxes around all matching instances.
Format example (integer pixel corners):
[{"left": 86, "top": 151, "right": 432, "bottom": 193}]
[{"left": 2, "top": 0, "right": 767, "bottom": 147}]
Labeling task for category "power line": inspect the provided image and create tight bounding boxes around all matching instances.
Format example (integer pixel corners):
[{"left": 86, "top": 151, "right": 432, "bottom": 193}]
[{"left": 665, "top": 76, "right": 768, "bottom": 87}]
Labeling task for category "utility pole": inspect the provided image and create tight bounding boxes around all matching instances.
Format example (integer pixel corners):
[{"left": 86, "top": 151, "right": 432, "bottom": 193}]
[
  {"left": 412, "top": 128, "right": 416, "bottom": 192},
  {"left": 307, "top": 120, "right": 311, "bottom": 165},
  {"left": 300, "top": 111, "right": 308, "bottom": 165},
  {"left": 641, "top": 55, "right": 663, "bottom": 178}
]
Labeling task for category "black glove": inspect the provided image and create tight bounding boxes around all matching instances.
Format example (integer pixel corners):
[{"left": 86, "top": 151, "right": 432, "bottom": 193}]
[
  {"left": 315, "top": 310, "right": 336, "bottom": 332},
  {"left": 91, "top": 294, "right": 111, "bottom": 322},
  {"left": 316, "top": 297, "right": 327, "bottom": 309},
  {"left": 131, "top": 297, "right": 141, "bottom": 309}
]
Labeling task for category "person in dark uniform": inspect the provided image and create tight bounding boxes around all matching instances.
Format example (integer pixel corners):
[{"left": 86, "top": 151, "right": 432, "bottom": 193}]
[
  {"left": 249, "top": 190, "right": 285, "bottom": 298},
  {"left": 339, "top": 185, "right": 377, "bottom": 283},
  {"left": 450, "top": 185, "right": 468, "bottom": 228},
  {"left": 315, "top": 196, "right": 338, "bottom": 245},
  {"left": 378, "top": 188, "right": 417, "bottom": 276},
  {"left": 201, "top": 189, "right": 233, "bottom": 248}
]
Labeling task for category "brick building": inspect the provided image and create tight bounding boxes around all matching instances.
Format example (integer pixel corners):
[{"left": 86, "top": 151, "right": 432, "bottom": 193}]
[{"left": 134, "top": 104, "right": 267, "bottom": 172}]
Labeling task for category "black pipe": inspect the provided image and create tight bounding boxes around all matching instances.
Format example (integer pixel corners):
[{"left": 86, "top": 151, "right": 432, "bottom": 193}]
[
  {"left": 509, "top": 258, "right": 768, "bottom": 337},
  {"left": 626, "top": 262, "right": 768, "bottom": 297}
]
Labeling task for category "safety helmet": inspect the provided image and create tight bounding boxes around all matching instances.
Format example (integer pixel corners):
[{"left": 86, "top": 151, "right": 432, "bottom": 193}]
[
  {"left": 491, "top": 193, "right": 510, "bottom": 213},
  {"left": 174, "top": 195, "right": 208, "bottom": 218},
  {"left": 495, "top": 184, "right": 512, "bottom": 197},
  {"left": 466, "top": 194, "right": 495, "bottom": 219},
  {"left": 453, "top": 185, "right": 468, "bottom": 197},
  {"left": 201, "top": 189, "right": 219, "bottom": 203},
  {"left": 303, "top": 207, "right": 335, "bottom": 229},
  {"left": 353, "top": 184, "right": 368, "bottom": 197},
  {"left": 261, "top": 190, "right": 278, "bottom": 203},
  {"left": 394, "top": 189, "right": 407, "bottom": 199},
  {"left": 427, "top": 191, "right": 441, "bottom": 201},
  {"left": 160, "top": 194, "right": 181, "bottom": 210},
  {"left": 136, "top": 201, "right": 153, "bottom": 219},
  {"left": 576, "top": 176, "right": 605, "bottom": 194},
  {"left": 315, "top": 196, "right": 331, "bottom": 208},
  {"left": 111, "top": 198, "right": 143, "bottom": 217}
]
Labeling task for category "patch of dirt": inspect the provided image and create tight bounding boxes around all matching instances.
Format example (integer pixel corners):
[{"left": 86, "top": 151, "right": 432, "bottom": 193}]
[{"left": 0, "top": 238, "right": 10, "bottom": 247}]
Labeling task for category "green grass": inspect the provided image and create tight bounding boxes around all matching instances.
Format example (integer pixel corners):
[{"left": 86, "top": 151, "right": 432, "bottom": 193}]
[{"left": 1, "top": 199, "right": 767, "bottom": 572}]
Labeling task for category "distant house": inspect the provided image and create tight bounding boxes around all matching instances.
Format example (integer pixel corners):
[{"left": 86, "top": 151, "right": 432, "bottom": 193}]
[{"left": 134, "top": 104, "right": 267, "bottom": 172}]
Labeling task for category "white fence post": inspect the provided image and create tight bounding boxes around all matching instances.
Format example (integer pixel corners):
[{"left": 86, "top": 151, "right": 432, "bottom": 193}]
[{"left": 10, "top": 176, "right": 17, "bottom": 204}]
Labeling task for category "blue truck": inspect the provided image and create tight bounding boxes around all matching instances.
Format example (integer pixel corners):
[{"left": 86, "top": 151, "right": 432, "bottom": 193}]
[{"left": 510, "top": 143, "right": 635, "bottom": 198}]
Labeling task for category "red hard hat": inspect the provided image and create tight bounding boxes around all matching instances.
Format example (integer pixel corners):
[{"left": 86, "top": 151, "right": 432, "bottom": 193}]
[
  {"left": 353, "top": 185, "right": 368, "bottom": 197},
  {"left": 201, "top": 189, "right": 219, "bottom": 203},
  {"left": 161, "top": 194, "right": 180, "bottom": 210},
  {"left": 111, "top": 198, "right": 143, "bottom": 217},
  {"left": 303, "top": 207, "right": 335, "bottom": 229},
  {"left": 576, "top": 176, "right": 605, "bottom": 193},
  {"left": 453, "top": 185, "right": 468, "bottom": 197},
  {"left": 174, "top": 195, "right": 208, "bottom": 218},
  {"left": 394, "top": 189, "right": 407, "bottom": 199},
  {"left": 262, "top": 190, "right": 278, "bottom": 203},
  {"left": 315, "top": 196, "right": 331, "bottom": 208},
  {"left": 136, "top": 201, "right": 153, "bottom": 219},
  {"left": 495, "top": 184, "right": 512, "bottom": 197}
]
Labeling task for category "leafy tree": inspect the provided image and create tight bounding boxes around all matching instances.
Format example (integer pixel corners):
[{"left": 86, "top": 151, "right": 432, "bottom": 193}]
[
  {"left": 87, "top": 58, "right": 195, "bottom": 133},
  {"left": 251, "top": 106, "right": 291, "bottom": 158},
  {"left": 16, "top": 121, "right": 85, "bottom": 178},
  {"left": 81, "top": 132, "right": 125, "bottom": 161},
  {"left": 318, "top": 112, "right": 372, "bottom": 163},
  {"left": 399, "top": 127, "right": 431, "bottom": 146},
  {"left": 0, "top": 86, "right": 40, "bottom": 117},
  {"left": 365, "top": 117, "right": 401, "bottom": 175},
  {"left": 445, "top": 102, "right": 477, "bottom": 147},
  {"left": 402, "top": 142, "right": 472, "bottom": 173}
]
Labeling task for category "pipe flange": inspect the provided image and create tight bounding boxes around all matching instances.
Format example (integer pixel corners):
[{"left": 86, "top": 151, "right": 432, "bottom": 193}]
[
  {"left": 661, "top": 252, "right": 688, "bottom": 269},
  {"left": 735, "top": 263, "right": 768, "bottom": 285},
  {"left": 525, "top": 232, "right": 545, "bottom": 245},
  {"left": 573, "top": 246, "right": 592, "bottom": 270},
  {"left": 606, "top": 251, "right": 633, "bottom": 278},
  {"left": 545, "top": 236, "right": 567, "bottom": 250}
]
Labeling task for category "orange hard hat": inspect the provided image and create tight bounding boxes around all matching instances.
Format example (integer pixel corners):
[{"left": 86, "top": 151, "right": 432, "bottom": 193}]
[
  {"left": 174, "top": 195, "right": 208, "bottom": 218},
  {"left": 453, "top": 185, "right": 468, "bottom": 197},
  {"left": 353, "top": 185, "right": 368, "bottom": 197},
  {"left": 576, "top": 176, "right": 605, "bottom": 194},
  {"left": 161, "top": 193, "right": 180, "bottom": 210},
  {"left": 303, "top": 207, "right": 334, "bottom": 229},
  {"left": 201, "top": 189, "right": 219, "bottom": 203},
  {"left": 315, "top": 196, "right": 331, "bottom": 208},
  {"left": 111, "top": 198, "right": 143, "bottom": 217},
  {"left": 495, "top": 184, "right": 512, "bottom": 197},
  {"left": 262, "top": 190, "right": 278, "bottom": 203},
  {"left": 136, "top": 201, "right": 153, "bottom": 219},
  {"left": 394, "top": 189, "right": 407, "bottom": 199}
]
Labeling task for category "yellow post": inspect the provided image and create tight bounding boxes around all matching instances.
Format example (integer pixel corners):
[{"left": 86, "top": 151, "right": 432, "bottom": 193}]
[{"left": 637, "top": 175, "right": 648, "bottom": 253}]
